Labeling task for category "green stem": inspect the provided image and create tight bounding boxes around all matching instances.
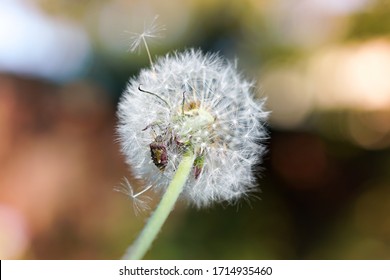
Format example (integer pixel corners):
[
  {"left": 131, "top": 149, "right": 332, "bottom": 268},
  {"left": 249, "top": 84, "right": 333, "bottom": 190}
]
[{"left": 123, "top": 151, "right": 195, "bottom": 260}]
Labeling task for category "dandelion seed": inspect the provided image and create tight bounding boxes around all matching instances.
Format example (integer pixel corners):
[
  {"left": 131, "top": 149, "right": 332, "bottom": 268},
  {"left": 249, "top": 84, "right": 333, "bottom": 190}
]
[
  {"left": 114, "top": 178, "right": 152, "bottom": 214},
  {"left": 125, "top": 15, "right": 165, "bottom": 70},
  {"left": 126, "top": 16, "right": 165, "bottom": 52}
]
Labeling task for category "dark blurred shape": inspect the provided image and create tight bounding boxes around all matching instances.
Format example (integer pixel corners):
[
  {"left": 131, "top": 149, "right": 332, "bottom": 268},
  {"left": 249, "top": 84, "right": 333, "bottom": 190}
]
[{"left": 271, "top": 133, "right": 327, "bottom": 189}]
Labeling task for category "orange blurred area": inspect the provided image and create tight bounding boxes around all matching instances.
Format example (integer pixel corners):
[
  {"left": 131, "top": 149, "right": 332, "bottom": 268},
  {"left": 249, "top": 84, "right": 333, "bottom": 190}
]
[
  {"left": 0, "top": 75, "right": 134, "bottom": 259},
  {"left": 1, "top": 0, "right": 390, "bottom": 259}
]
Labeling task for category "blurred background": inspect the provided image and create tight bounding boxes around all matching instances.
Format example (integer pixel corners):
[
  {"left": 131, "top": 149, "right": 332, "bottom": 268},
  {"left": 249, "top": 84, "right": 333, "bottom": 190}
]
[{"left": 1, "top": 0, "right": 390, "bottom": 259}]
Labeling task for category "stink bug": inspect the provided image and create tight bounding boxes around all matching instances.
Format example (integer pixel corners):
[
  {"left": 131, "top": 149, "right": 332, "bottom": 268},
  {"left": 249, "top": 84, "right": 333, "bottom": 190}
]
[
  {"left": 142, "top": 121, "right": 169, "bottom": 171},
  {"left": 139, "top": 85, "right": 191, "bottom": 172},
  {"left": 150, "top": 135, "right": 168, "bottom": 171}
]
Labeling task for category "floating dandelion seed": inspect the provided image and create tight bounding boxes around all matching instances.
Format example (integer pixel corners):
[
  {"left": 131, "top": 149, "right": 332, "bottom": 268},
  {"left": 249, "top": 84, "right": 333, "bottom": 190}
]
[
  {"left": 114, "top": 178, "right": 152, "bottom": 214},
  {"left": 125, "top": 15, "right": 165, "bottom": 72},
  {"left": 117, "top": 49, "right": 269, "bottom": 208},
  {"left": 126, "top": 16, "right": 165, "bottom": 53}
]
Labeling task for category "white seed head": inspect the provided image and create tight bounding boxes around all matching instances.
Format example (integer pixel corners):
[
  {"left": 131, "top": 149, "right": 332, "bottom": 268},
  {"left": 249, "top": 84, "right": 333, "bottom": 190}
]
[{"left": 117, "top": 49, "right": 268, "bottom": 208}]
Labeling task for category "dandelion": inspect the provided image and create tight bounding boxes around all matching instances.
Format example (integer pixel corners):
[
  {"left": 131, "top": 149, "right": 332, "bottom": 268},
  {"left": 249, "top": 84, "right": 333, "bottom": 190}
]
[
  {"left": 117, "top": 20, "right": 268, "bottom": 260},
  {"left": 118, "top": 50, "right": 268, "bottom": 207}
]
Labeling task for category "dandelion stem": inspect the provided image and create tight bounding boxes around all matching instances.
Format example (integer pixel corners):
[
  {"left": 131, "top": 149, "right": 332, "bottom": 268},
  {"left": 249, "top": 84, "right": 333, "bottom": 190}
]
[{"left": 123, "top": 151, "right": 195, "bottom": 260}]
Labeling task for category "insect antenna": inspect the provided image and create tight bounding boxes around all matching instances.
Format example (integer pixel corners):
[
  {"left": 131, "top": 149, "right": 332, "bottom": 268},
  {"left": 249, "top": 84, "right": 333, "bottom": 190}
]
[{"left": 138, "top": 85, "right": 171, "bottom": 109}]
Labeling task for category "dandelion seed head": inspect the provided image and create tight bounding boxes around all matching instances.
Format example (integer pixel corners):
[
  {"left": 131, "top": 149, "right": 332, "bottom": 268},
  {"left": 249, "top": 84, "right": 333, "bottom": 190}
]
[{"left": 117, "top": 49, "right": 268, "bottom": 208}]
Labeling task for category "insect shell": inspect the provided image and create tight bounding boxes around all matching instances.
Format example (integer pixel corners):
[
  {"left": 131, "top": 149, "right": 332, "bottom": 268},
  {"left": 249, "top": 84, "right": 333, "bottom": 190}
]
[
  {"left": 139, "top": 85, "right": 203, "bottom": 178},
  {"left": 149, "top": 134, "right": 169, "bottom": 171}
]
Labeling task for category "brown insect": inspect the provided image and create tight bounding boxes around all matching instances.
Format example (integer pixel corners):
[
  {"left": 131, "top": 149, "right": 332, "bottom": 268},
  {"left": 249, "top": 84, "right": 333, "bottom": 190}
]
[
  {"left": 149, "top": 135, "right": 168, "bottom": 171},
  {"left": 139, "top": 85, "right": 201, "bottom": 176}
]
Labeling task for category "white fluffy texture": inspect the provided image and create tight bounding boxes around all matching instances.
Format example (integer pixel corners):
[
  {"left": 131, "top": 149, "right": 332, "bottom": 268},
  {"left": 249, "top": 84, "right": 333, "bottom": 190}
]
[{"left": 117, "top": 50, "right": 268, "bottom": 208}]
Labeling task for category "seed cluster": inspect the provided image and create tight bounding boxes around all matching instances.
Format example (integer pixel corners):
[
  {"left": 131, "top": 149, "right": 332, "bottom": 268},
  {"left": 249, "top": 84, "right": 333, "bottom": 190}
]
[{"left": 117, "top": 50, "right": 268, "bottom": 207}]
